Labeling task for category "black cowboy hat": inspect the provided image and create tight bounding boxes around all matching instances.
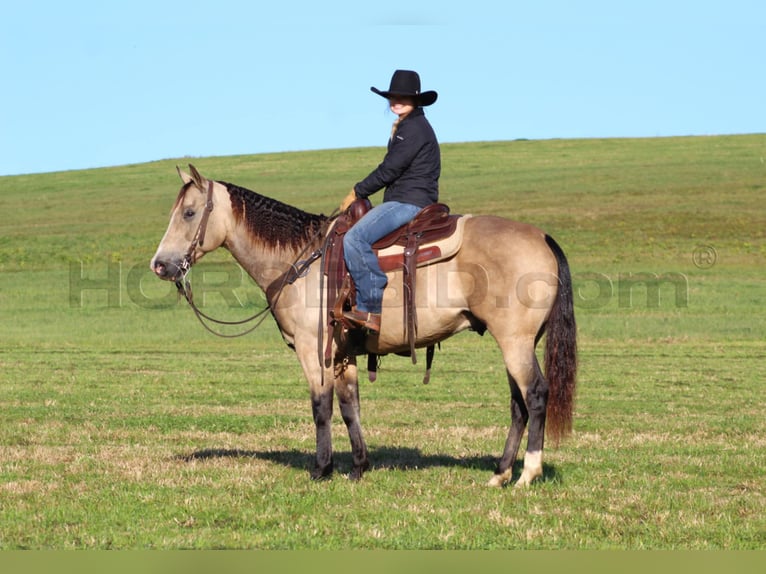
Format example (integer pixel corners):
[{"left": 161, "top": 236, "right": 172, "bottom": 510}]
[{"left": 371, "top": 69, "right": 438, "bottom": 107}]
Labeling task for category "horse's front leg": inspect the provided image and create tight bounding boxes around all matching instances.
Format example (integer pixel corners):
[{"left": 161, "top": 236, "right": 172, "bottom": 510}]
[
  {"left": 294, "top": 329, "right": 336, "bottom": 480},
  {"left": 333, "top": 353, "right": 369, "bottom": 480},
  {"left": 310, "top": 379, "right": 335, "bottom": 480}
]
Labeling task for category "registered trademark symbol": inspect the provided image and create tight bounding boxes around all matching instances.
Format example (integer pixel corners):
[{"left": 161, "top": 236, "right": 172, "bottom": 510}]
[{"left": 692, "top": 245, "right": 717, "bottom": 269}]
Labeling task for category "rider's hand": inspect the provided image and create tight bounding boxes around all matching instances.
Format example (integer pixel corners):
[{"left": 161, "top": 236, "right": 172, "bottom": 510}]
[{"left": 340, "top": 189, "right": 357, "bottom": 212}]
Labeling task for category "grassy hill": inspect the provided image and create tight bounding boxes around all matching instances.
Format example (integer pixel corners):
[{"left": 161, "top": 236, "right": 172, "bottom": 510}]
[{"left": 0, "top": 135, "right": 764, "bottom": 549}]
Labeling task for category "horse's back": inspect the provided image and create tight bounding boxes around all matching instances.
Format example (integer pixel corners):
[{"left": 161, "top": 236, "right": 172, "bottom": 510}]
[
  {"left": 460, "top": 214, "right": 556, "bottom": 270},
  {"left": 455, "top": 214, "right": 559, "bottom": 330}
]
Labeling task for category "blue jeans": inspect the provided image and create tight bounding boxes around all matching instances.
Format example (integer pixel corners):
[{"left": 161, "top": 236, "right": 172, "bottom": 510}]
[{"left": 343, "top": 201, "right": 422, "bottom": 314}]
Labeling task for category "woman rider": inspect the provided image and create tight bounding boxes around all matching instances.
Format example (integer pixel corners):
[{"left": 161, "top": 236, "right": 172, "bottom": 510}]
[{"left": 339, "top": 69, "right": 440, "bottom": 333}]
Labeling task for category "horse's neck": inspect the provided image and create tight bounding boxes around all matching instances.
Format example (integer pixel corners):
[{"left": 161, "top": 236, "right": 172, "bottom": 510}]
[
  {"left": 224, "top": 230, "right": 300, "bottom": 290},
  {"left": 218, "top": 183, "right": 326, "bottom": 296}
]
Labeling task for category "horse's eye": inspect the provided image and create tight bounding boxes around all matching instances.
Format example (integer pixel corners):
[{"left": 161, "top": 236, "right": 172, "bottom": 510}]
[{"left": 183, "top": 208, "right": 196, "bottom": 220}]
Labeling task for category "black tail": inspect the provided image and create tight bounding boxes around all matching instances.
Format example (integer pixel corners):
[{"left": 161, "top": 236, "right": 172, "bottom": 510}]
[{"left": 543, "top": 234, "right": 578, "bottom": 445}]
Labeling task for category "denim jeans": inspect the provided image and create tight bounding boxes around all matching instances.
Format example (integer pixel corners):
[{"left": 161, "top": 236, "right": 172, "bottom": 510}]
[{"left": 343, "top": 201, "right": 422, "bottom": 314}]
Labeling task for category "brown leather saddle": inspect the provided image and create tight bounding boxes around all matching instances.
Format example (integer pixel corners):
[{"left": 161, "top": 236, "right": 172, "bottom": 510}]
[{"left": 321, "top": 199, "right": 461, "bottom": 376}]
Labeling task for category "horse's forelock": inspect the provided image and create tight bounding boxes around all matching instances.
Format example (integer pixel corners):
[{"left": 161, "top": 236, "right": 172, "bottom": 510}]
[{"left": 170, "top": 181, "right": 195, "bottom": 215}]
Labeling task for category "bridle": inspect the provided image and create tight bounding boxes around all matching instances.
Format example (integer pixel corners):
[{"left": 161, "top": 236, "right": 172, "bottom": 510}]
[
  {"left": 177, "top": 179, "right": 215, "bottom": 279},
  {"left": 173, "top": 179, "right": 331, "bottom": 338},
  {"left": 173, "top": 179, "right": 273, "bottom": 337}
]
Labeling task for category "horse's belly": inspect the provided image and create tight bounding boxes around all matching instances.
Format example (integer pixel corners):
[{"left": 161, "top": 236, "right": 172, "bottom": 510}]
[{"left": 369, "top": 262, "right": 475, "bottom": 353}]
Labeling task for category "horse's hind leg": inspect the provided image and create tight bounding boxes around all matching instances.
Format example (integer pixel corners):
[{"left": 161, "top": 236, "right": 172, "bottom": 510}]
[
  {"left": 516, "top": 359, "right": 548, "bottom": 487},
  {"left": 488, "top": 373, "right": 528, "bottom": 487},
  {"left": 488, "top": 338, "right": 548, "bottom": 487}
]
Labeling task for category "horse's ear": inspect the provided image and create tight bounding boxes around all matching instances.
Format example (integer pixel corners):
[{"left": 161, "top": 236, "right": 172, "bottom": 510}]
[
  {"left": 177, "top": 166, "right": 193, "bottom": 185},
  {"left": 188, "top": 164, "right": 206, "bottom": 189}
]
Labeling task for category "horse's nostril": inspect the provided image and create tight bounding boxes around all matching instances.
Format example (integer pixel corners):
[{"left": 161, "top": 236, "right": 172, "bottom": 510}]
[
  {"left": 152, "top": 261, "right": 167, "bottom": 277},
  {"left": 151, "top": 258, "right": 182, "bottom": 281}
]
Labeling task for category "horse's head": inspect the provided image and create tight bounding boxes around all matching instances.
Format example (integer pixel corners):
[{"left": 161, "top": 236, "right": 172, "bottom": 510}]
[{"left": 150, "top": 165, "right": 229, "bottom": 281}]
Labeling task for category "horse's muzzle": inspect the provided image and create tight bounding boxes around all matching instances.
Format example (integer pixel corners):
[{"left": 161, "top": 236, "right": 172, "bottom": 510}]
[{"left": 150, "top": 257, "right": 183, "bottom": 281}]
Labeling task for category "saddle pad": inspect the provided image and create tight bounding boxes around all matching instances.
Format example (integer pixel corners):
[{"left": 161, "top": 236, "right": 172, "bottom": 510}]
[{"left": 377, "top": 214, "right": 472, "bottom": 269}]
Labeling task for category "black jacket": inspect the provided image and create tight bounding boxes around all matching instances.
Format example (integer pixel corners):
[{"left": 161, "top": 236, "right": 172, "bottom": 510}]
[{"left": 354, "top": 107, "right": 440, "bottom": 209}]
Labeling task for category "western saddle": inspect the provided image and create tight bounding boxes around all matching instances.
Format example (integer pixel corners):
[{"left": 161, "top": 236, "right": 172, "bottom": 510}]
[{"left": 321, "top": 199, "right": 463, "bottom": 380}]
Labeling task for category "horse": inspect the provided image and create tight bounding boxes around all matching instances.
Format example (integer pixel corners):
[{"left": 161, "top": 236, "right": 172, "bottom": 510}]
[{"left": 150, "top": 165, "right": 577, "bottom": 487}]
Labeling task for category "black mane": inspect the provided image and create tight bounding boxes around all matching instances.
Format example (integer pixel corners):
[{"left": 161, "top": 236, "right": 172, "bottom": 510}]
[{"left": 221, "top": 181, "right": 328, "bottom": 250}]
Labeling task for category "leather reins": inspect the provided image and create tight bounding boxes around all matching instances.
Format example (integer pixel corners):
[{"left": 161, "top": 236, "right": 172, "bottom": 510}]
[{"left": 174, "top": 179, "right": 335, "bottom": 339}]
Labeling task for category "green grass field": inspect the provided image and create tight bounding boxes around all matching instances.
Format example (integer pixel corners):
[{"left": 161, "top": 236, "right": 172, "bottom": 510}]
[{"left": 1, "top": 135, "right": 764, "bottom": 549}]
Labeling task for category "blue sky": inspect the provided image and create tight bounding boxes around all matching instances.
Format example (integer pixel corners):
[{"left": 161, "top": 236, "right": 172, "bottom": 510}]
[{"left": 1, "top": 0, "right": 763, "bottom": 176}]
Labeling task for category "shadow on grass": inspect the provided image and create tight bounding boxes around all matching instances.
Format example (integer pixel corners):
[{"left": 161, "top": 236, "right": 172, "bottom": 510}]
[{"left": 178, "top": 446, "right": 559, "bottom": 485}]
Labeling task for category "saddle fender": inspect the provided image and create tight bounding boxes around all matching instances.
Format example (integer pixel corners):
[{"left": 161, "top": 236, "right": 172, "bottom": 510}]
[{"left": 322, "top": 200, "right": 471, "bottom": 369}]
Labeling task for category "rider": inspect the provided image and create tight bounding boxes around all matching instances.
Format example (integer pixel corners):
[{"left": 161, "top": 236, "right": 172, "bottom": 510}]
[{"left": 339, "top": 70, "right": 440, "bottom": 333}]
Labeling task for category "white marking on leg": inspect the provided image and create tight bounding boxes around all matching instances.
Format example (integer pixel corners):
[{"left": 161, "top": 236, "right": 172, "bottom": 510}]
[{"left": 515, "top": 450, "right": 543, "bottom": 487}]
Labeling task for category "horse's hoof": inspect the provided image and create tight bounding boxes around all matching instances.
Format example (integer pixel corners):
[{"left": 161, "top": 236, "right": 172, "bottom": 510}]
[
  {"left": 487, "top": 475, "right": 506, "bottom": 488},
  {"left": 348, "top": 461, "right": 370, "bottom": 481},
  {"left": 488, "top": 467, "right": 514, "bottom": 487},
  {"left": 514, "top": 475, "right": 539, "bottom": 488},
  {"left": 310, "top": 463, "right": 334, "bottom": 481}
]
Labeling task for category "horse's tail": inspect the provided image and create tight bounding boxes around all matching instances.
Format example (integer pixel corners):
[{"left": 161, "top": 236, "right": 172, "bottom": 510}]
[{"left": 543, "top": 234, "right": 578, "bottom": 445}]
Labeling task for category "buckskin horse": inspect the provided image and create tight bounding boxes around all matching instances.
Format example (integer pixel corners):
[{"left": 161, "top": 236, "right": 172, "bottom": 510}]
[{"left": 150, "top": 165, "right": 577, "bottom": 487}]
